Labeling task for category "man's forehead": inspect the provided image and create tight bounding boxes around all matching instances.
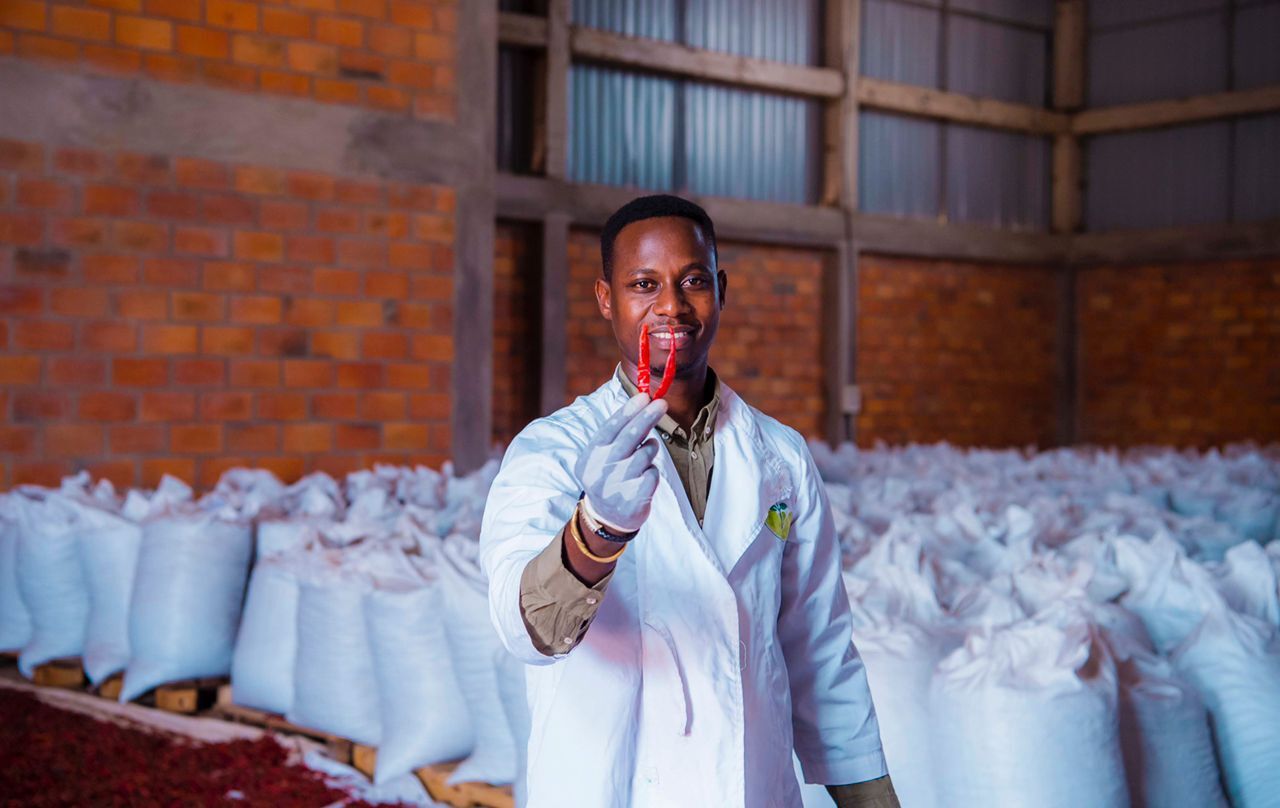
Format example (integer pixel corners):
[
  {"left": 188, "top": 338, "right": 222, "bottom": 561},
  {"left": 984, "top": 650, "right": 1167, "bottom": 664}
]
[{"left": 613, "top": 216, "right": 712, "bottom": 261}]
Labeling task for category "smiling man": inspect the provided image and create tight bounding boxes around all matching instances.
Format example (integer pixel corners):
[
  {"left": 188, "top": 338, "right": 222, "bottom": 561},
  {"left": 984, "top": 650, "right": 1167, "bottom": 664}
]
[{"left": 480, "top": 195, "right": 897, "bottom": 808}]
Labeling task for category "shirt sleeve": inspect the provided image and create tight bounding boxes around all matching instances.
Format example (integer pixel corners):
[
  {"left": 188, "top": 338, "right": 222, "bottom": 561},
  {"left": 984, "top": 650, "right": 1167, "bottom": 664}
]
[
  {"left": 827, "top": 776, "right": 900, "bottom": 808},
  {"left": 518, "top": 519, "right": 613, "bottom": 657},
  {"left": 779, "top": 433, "right": 888, "bottom": 786}
]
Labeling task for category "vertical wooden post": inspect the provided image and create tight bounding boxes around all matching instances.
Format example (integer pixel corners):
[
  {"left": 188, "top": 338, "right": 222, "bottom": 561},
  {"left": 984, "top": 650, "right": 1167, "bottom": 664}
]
[
  {"left": 451, "top": 0, "right": 499, "bottom": 472},
  {"left": 544, "top": 0, "right": 570, "bottom": 181},
  {"left": 824, "top": 0, "right": 861, "bottom": 446},
  {"left": 540, "top": 212, "right": 570, "bottom": 414},
  {"left": 1052, "top": 0, "right": 1084, "bottom": 446}
]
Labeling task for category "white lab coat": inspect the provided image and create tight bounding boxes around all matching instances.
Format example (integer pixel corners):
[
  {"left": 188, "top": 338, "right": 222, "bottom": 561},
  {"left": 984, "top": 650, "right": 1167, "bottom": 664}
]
[{"left": 480, "top": 375, "right": 886, "bottom": 808}]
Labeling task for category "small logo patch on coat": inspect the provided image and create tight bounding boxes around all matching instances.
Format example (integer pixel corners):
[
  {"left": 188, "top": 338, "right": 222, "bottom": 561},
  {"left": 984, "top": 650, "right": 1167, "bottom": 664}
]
[{"left": 765, "top": 501, "right": 792, "bottom": 541}]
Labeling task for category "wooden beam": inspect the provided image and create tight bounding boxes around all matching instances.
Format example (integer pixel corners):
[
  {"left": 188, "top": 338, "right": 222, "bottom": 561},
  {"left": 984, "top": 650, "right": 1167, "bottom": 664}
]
[
  {"left": 543, "top": 0, "right": 569, "bottom": 180},
  {"left": 851, "top": 213, "right": 1069, "bottom": 264},
  {"left": 1052, "top": 134, "right": 1082, "bottom": 236},
  {"left": 540, "top": 212, "right": 570, "bottom": 415},
  {"left": 451, "top": 0, "right": 499, "bottom": 473},
  {"left": 857, "top": 77, "right": 1070, "bottom": 135},
  {"left": 498, "top": 12, "right": 547, "bottom": 48},
  {"left": 823, "top": 0, "right": 860, "bottom": 209},
  {"left": 570, "top": 26, "right": 844, "bottom": 99},
  {"left": 1074, "top": 84, "right": 1280, "bottom": 135},
  {"left": 1069, "top": 218, "right": 1280, "bottom": 265},
  {"left": 825, "top": 241, "right": 857, "bottom": 446},
  {"left": 1053, "top": 0, "right": 1085, "bottom": 111}
]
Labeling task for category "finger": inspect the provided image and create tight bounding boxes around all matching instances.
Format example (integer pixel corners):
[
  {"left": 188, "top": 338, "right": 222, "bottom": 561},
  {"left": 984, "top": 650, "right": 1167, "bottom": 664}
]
[
  {"left": 594, "top": 393, "right": 651, "bottom": 447},
  {"left": 609, "top": 399, "right": 669, "bottom": 460}
]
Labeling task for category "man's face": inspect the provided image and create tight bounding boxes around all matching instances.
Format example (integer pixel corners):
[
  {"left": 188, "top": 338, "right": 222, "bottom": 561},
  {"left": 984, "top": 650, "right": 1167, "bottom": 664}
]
[{"left": 596, "top": 216, "right": 727, "bottom": 379}]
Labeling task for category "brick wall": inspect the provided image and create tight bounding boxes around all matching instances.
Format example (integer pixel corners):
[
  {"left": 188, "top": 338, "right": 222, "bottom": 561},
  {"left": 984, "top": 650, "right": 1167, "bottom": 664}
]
[
  {"left": 492, "top": 220, "right": 539, "bottom": 447},
  {"left": 1078, "top": 259, "right": 1280, "bottom": 447},
  {"left": 0, "top": 137, "right": 455, "bottom": 488},
  {"left": 565, "top": 228, "right": 829, "bottom": 438},
  {"left": 856, "top": 254, "right": 1061, "bottom": 448},
  {"left": 0, "top": 0, "right": 456, "bottom": 119}
]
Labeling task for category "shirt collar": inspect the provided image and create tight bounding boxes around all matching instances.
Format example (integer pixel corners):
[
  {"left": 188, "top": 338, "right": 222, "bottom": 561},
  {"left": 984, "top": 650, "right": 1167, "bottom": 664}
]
[{"left": 615, "top": 363, "right": 721, "bottom": 442}]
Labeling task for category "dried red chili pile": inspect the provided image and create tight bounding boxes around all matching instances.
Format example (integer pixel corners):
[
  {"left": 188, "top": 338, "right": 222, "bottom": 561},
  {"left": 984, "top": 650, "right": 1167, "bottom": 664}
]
[{"left": 0, "top": 689, "right": 393, "bottom": 807}]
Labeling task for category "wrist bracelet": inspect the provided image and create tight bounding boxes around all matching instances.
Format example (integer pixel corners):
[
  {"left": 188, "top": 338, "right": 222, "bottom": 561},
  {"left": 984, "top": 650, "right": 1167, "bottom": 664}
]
[
  {"left": 579, "top": 494, "right": 639, "bottom": 543},
  {"left": 569, "top": 503, "right": 627, "bottom": 564}
]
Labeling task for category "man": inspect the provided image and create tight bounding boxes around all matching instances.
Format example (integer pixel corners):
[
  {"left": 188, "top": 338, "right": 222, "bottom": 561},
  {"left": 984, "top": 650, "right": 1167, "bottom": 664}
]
[{"left": 480, "top": 195, "right": 897, "bottom": 807}]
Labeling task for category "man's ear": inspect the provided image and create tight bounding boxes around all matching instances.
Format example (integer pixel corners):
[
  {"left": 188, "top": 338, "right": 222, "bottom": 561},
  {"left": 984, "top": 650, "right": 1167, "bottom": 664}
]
[
  {"left": 717, "top": 270, "right": 728, "bottom": 310},
  {"left": 595, "top": 276, "right": 613, "bottom": 321}
]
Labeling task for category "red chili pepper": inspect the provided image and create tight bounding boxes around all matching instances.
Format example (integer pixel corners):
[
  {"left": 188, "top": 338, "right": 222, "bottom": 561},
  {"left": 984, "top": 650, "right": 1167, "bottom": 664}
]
[
  {"left": 652, "top": 324, "right": 677, "bottom": 399},
  {"left": 638, "top": 323, "right": 651, "bottom": 395}
]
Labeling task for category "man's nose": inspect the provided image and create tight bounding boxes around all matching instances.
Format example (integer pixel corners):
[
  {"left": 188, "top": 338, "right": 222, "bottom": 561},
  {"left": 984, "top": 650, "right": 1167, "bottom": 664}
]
[{"left": 653, "top": 282, "right": 689, "bottom": 317}]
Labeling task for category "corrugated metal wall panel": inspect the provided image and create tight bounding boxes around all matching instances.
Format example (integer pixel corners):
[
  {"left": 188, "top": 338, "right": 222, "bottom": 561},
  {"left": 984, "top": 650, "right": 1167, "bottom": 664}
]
[
  {"left": 946, "top": 125, "right": 1050, "bottom": 230},
  {"left": 859, "top": 111, "right": 942, "bottom": 219},
  {"left": 1088, "top": 12, "right": 1228, "bottom": 106},
  {"left": 572, "top": 0, "right": 677, "bottom": 40},
  {"left": 1234, "top": 2, "right": 1280, "bottom": 89},
  {"left": 684, "top": 0, "right": 820, "bottom": 65},
  {"left": 568, "top": 64, "right": 677, "bottom": 191},
  {"left": 950, "top": 0, "right": 1053, "bottom": 28},
  {"left": 1085, "top": 123, "right": 1230, "bottom": 230},
  {"left": 1233, "top": 113, "right": 1280, "bottom": 222},
  {"left": 684, "top": 85, "right": 819, "bottom": 203},
  {"left": 947, "top": 14, "right": 1048, "bottom": 105},
  {"left": 861, "top": 0, "right": 942, "bottom": 88},
  {"left": 1088, "top": 0, "right": 1225, "bottom": 30}
]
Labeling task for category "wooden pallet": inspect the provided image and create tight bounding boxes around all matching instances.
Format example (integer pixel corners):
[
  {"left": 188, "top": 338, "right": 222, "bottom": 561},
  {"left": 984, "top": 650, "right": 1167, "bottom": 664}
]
[
  {"left": 94, "top": 672, "right": 124, "bottom": 701},
  {"left": 33, "top": 658, "right": 86, "bottom": 689},
  {"left": 350, "top": 745, "right": 514, "bottom": 808},
  {"left": 210, "top": 688, "right": 355, "bottom": 764}
]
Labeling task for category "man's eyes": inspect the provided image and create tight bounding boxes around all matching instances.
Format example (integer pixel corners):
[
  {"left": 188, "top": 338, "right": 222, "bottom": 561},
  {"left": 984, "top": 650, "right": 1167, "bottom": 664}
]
[{"left": 629, "top": 277, "right": 708, "bottom": 290}]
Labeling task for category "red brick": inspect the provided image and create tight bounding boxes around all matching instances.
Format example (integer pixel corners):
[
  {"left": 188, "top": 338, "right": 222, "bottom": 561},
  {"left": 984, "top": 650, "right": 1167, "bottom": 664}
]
[
  {"left": 315, "top": 16, "right": 363, "bottom": 47},
  {"left": 313, "top": 267, "right": 360, "bottom": 295},
  {"left": 140, "top": 391, "right": 195, "bottom": 421},
  {"left": 233, "top": 230, "right": 284, "bottom": 262},
  {"left": 282, "top": 358, "right": 333, "bottom": 388},
  {"left": 15, "top": 320, "right": 75, "bottom": 351},
  {"left": 262, "top": 7, "right": 311, "bottom": 37},
  {"left": 201, "top": 325, "right": 255, "bottom": 355},
  {"left": 141, "top": 323, "right": 199, "bottom": 354},
  {"left": 144, "top": 256, "right": 200, "bottom": 286},
  {"left": 337, "top": 49, "right": 384, "bottom": 78},
  {"left": 336, "top": 361, "right": 382, "bottom": 388},
  {"left": 0, "top": 425, "right": 37, "bottom": 453},
  {"left": 116, "top": 15, "right": 173, "bottom": 51},
  {"left": 309, "top": 454, "right": 365, "bottom": 478},
  {"left": 230, "top": 295, "right": 282, "bottom": 324},
  {"left": 172, "top": 423, "right": 222, "bottom": 453},
  {"left": 49, "top": 357, "right": 106, "bottom": 385},
  {"left": 339, "top": 0, "right": 384, "bottom": 19},
  {"left": 231, "top": 33, "right": 285, "bottom": 67},
  {"left": 0, "top": 356, "right": 41, "bottom": 385},
  {"left": 13, "top": 461, "right": 74, "bottom": 487},
  {"left": 361, "top": 391, "right": 405, "bottom": 419},
  {"left": 229, "top": 359, "right": 280, "bottom": 387},
  {"left": 369, "top": 23, "right": 411, "bottom": 57},
  {"left": 0, "top": 139, "right": 44, "bottom": 173},
  {"left": 384, "top": 422, "right": 429, "bottom": 450},
  {"left": 257, "top": 391, "right": 308, "bottom": 420},
  {"left": 86, "top": 459, "right": 137, "bottom": 489},
  {"left": 336, "top": 300, "right": 383, "bottom": 327},
  {"left": 258, "top": 265, "right": 311, "bottom": 294},
  {"left": 111, "top": 220, "right": 169, "bottom": 252},
  {"left": 201, "top": 391, "right": 253, "bottom": 420},
  {"left": 0, "top": 213, "right": 44, "bottom": 247},
  {"left": 203, "top": 261, "right": 256, "bottom": 292},
  {"left": 206, "top": 0, "right": 258, "bottom": 31},
  {"left": 312, "top": 391, "right": 357, "bottom": 419},
  {"left": 388, "top": 241, "right": 431, "bottom": 270},
  {"left": 18, "top": 33, "right": 80, "bottom": 63},
  {"left": 83, "top": 43, "right": 142, "bottom": 73},
  {"left": 51, "top": 217, "right": 108, "bottom": 248},
  {"left": 314, "top": 78, "right": 360, "bottom": 104},
  {"left": 202, "top": 61, "right": 256, "bottom": 89},
  {"left": 387, "top": 60, "right": 433, "bottom": 90},
  {"left": 17, "top": 179, "right": 74, "bottom": 212},
  {"left": 315, "top": 205, "right": 361, "bottom": 234},
  {"left": 202, "top": 194, "right": 256, "bottom": 225},
  {"left": 366, "top": 210, "right": 408, "bottom": 239},
  {"left": 259, "top": 199, "right": 309, "bottom": 230},
  {"left": 310, "top": 330, "right": 359, "bottom": 359},
  {"left": 226, "top": 423, "right": 280, "bottom": 453},
  {"left": 364, "top": 270, "right": 408, "bottom": 299},
  {"left": 409, "top": 392, "right": 449, "bottom": 420},
  {"left": 110, "top": 424, "right": 167, "bottom": 453},
  {"left": 145, "top": 0, "right": 202, "bottom": 21},
  {"left": 235, "top": 165, "right": 286, "bottom": 196},
  {"left": 13, "top": 391, "right": 69, "bottom": 422},
  {"left": 174, "top": 226, "right": 229, "bottom": 257},
  {"left": 14, "top": 247, "right": 70, "bottom": 277},
  {"left": 365, "top": 85, "right": 409, "bottom": 111},
  {"left": 334, "top": 178, "right": 383, "bottom": 206},
  {"left": 147, "top": 190, "right": 202, "bottom": 219},
  {"left": 411, "top": 333, "right": 453, "bottom": 361},
  {"left": 286, "top": 171, "right": 334, "bottom": 201},
  {"left": 143, "top": 52, "right": 200, "bottom": 81},
  {"left": 257, "top": 328, "right": 308, "bottom": 357},
  {"left": 386, "top": 362, "right": 430, "bottom": 390},
  {"left": 282, "top": 423, "right": 331, "bottom": 452},
  {"left": 411, "top": 274, "right": 452, "bottom": 300},
  {"left": 286, "top": 234, "right": 335, "bottom": 263},
  {"left": 84, "top": 184, "right": 140, "bottom": 216},
  {"left": 388, "top": 1, "right": 432, "bottom": 29},
  {"left": 46, "top": 424, "right": 105, "bottom": 457},
  {"left": 116, "top": 153, "right": 171, "bottom": 184},
  {"left": 142, "top": 457, "right": 196, "bottom": 488},
  {"left": 0, "top": 2, "right": 46, "bottom": 32},
  {"left": 174, "top": 358, "right": 226, "bottom": 386},
  {"left": 334, "top": 422, "right": 379, "bottom": 451},
  {"left": 255, "top": 456, "right": 304, "bottom": 483},
  {"left": 115, "top": 289, "right": 168, "bottom": 319},
  {"left": 414, "top": 32, "right": 451, "bottom": 61},
  {"left": 284, "top": 297, "right": 334, "bottom": 327},
  {"left": 361, "top": 330, "right": 407, "bottom": 359},
  {"left": 83, "top": 254, "right": 137, "bottom": 285},
  {"left": 81, "top": 320, "right": 137, "bottom": 352},
  {"left": 412, "top": 213, "right": 453, "bottom": 243},
  {"left": 175, "top": 157, "right": 229, "bottom": 189},
  {"left": 172, "top": 291, "right": 226, "bottom": 322},
  {"left": 80, "top": 391, "right": 138, "bottom": 422},
  {"left": 114, "top": 357, "right": 169, "bottom": 386},
  {"left": 286, "top": 41, "right": 337, "bottom": 74}
]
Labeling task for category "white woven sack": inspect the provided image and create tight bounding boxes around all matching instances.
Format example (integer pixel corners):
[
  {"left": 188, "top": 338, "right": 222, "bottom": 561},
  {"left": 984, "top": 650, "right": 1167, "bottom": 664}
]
[
  {"left": 78, "top": 519, "right": 142, "bottom": 684},
  {"left": 1172, "top": 606, "right": 1280, "bottom": 808},
  {"left": 494, "top": 647, "right": 531, "bottom": 807},
  {"left": 930, "top": 610, "right": 1128, "bottom": 808},
  {"left": 15, "top": 493, "right": 88, "bottom": 677},
  {"left": 0, "top": 499, "right": 32, "bottom": 652},
  {"left": 438, "top": 536, "right": 517, "bottom": 786},
  {"left": 120, "top": 513, "right": 253, "bottom": 701},
  {"left": 1210, "top": 540, "right": 1279, "bottom": 628},
  {"left": 289, "top": 577, "right": 381, "bottom": 745},
  {"left": 364, "top": 583, "right": 474, "bottom": 783},
  {"left": 230, "top": 559, "right": 299, "bottom": 714}
]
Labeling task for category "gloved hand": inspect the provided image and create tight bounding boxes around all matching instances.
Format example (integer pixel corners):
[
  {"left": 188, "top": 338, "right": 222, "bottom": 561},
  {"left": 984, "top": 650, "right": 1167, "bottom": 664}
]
[{"left": 574, "top": 392, "right": 668, "bottom": 535}]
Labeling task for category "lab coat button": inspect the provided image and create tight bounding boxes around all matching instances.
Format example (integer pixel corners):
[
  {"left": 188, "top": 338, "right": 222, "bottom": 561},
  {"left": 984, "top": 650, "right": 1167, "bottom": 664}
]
[{"left": 586, "top": 595, "right": 598, "bottom": 605}]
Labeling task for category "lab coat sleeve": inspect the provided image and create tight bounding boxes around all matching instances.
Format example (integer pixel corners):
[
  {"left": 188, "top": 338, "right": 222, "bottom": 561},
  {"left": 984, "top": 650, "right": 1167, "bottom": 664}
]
[
  {"left": 778, "top": 436, "right": 888, "bottom": 786},
  {"left": 480, "top": 420, "right": 584, "bottom": 666}
]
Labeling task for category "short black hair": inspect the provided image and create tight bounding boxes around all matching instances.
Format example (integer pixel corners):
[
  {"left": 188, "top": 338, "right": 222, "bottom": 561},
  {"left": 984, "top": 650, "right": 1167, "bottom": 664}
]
[{"left": 600, "top": 194, "right": 717, "bottom": 280}]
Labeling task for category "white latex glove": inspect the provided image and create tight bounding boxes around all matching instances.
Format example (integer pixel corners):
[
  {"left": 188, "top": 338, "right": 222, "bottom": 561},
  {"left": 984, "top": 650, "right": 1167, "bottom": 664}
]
[{"left": 574, "top": 393, "right": 668, "bottom": 535}]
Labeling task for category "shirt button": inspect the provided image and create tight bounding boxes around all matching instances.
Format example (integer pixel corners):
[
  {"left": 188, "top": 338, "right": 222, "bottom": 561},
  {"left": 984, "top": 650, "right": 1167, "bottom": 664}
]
[
  {"left": 586, "top": 595, "right": 598, "bottom": 605},
  {"left": 562, "top": 637, "right": 574, "bottom": 647},
  {"left": 691, "top": 451, "right": 698, "bottom": 459},
  {"left": 661, "top": 433, "right": 670, "bottom": 441}
]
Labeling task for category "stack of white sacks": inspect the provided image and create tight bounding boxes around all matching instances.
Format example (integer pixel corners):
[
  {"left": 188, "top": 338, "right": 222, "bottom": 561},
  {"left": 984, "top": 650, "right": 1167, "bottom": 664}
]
[{"left": 2, "top": 442, "right": 1278, "bottom": 806}]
